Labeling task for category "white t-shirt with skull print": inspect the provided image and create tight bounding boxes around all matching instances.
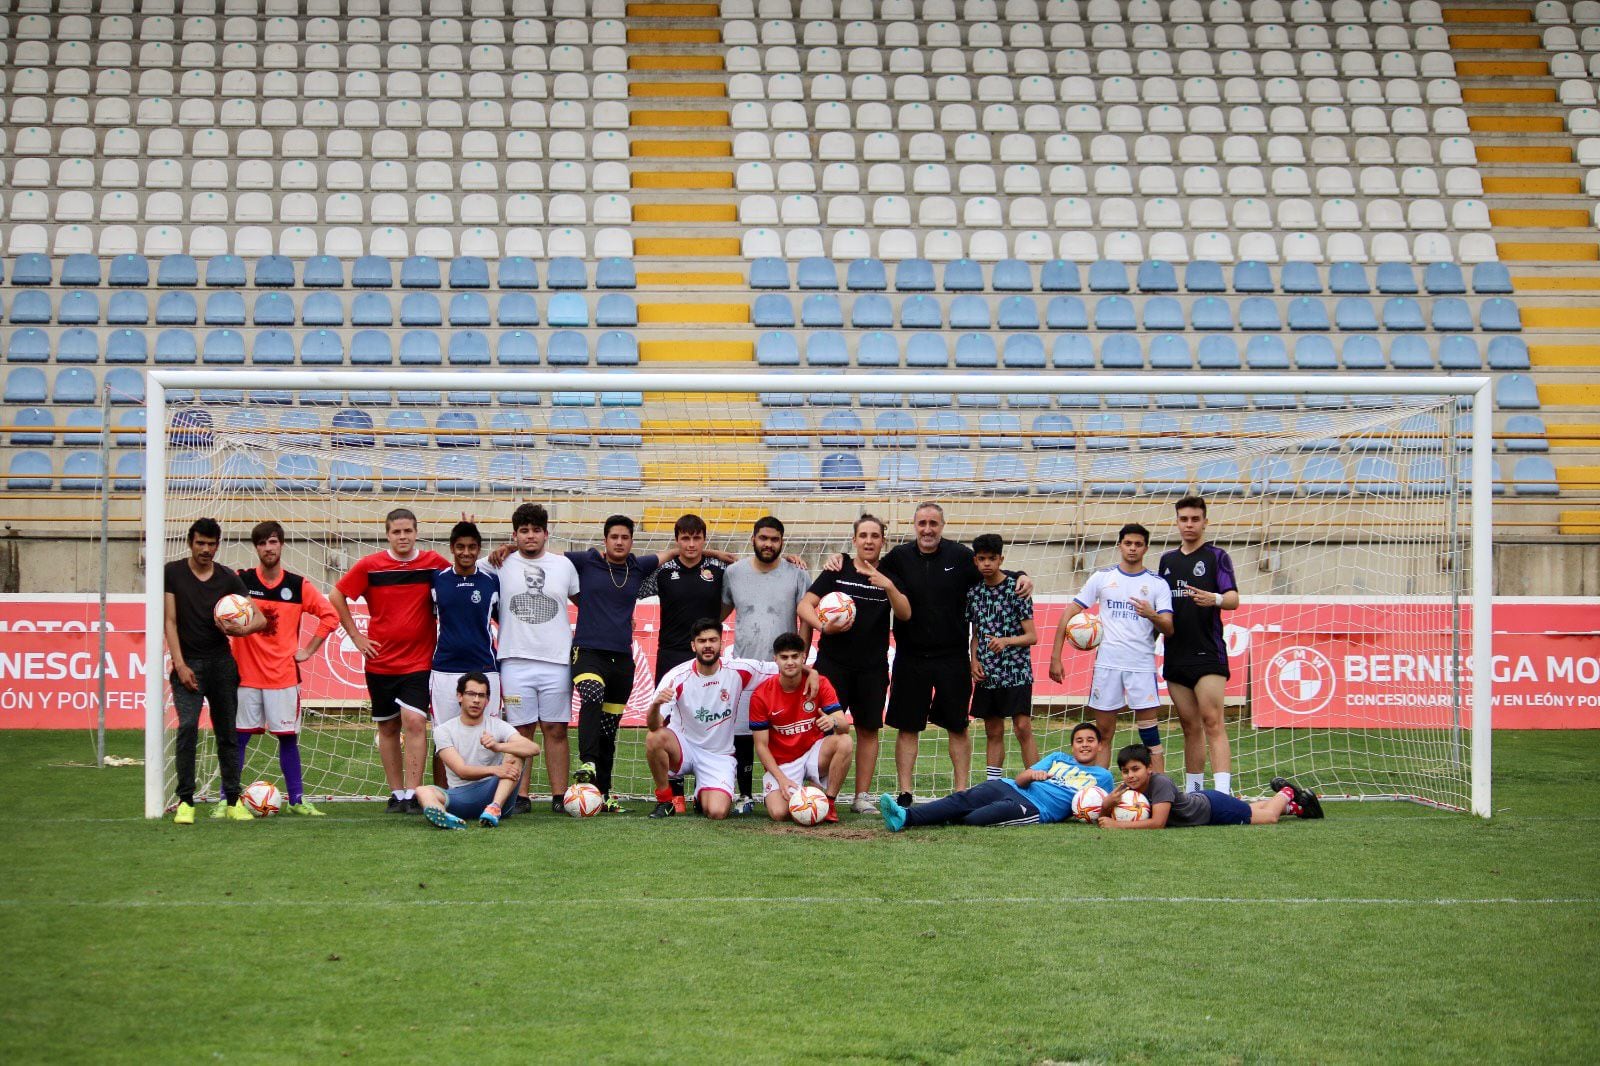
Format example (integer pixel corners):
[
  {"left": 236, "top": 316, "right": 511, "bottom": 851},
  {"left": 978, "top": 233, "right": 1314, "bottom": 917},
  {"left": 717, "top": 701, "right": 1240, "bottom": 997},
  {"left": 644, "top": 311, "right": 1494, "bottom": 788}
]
[{"left": 486, "top": 552, "right": 581, "bottom": 665}]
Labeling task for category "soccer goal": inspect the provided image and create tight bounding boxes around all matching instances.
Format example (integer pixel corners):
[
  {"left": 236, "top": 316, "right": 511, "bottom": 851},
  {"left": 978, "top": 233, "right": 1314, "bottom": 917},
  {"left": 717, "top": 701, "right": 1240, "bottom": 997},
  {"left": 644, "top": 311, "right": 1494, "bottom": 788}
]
[{"left": 141, "top": 370, "right": 1495, "bottom": 818}]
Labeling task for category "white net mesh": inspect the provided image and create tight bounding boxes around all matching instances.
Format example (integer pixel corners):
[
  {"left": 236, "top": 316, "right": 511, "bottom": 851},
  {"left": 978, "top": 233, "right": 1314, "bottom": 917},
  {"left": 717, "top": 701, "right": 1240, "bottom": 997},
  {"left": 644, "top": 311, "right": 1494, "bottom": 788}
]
[{"left": 153, "top": 372, "right": 1477, "bottom": 811}]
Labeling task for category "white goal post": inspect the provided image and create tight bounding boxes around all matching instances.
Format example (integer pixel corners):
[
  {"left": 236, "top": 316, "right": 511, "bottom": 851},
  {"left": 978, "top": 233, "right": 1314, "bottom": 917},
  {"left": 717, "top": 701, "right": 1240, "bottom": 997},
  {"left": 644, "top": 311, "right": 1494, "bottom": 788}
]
[{"left": 141, "top": 370, "right": 1495, "bottom": 818}]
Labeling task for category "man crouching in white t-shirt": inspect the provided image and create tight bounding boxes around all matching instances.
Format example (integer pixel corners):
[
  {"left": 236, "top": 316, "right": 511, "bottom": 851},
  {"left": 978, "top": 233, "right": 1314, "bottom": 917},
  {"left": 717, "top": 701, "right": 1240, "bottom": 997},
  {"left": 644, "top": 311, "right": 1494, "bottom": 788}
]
[{"left": 416, "top": 672, "right": 541, "bottom": 830}]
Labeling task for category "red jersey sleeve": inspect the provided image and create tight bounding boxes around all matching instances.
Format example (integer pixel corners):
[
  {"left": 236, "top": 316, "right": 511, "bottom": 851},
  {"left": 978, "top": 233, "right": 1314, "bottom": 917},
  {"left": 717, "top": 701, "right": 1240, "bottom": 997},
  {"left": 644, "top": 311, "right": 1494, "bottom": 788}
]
[
  {"left": 301, "top": 580, "right": 339, "bottom": 637},
  {"left": 335, "top": 556, "right": 371, "bottom": 600},
  {"left": 420, "top": 550, "right": 451, "bottom": 571},
  {"left": 748, "top": 681, "right": 774, "bottom": 730}
]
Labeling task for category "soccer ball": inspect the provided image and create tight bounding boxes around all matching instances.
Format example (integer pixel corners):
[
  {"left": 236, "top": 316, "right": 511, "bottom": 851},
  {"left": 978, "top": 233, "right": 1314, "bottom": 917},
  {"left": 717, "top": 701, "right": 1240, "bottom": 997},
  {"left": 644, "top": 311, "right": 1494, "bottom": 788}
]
[
  {"left": 242, "top": 780, "right": 282, "bottom": 817},
  {"left": 213, "top": 593, "right": 253, "bottom": 629},
  {"left": 1114, "top": 790, "right": 1152, "bottom": 822},
  {"left": 816, "top": 591, "right": 857, "bottom": 631},
  {"left": 787, "top": 785, "right": 831, "bottom": 826},
  {"left": 562, "top": 782, "right": 603, "bottom": 818},
  {"left": 1065, "top": 612, "right": 1103, "bottom": 651},
  {"left": 1072, "top": 785, "right": 1109, "bottom": 823}
]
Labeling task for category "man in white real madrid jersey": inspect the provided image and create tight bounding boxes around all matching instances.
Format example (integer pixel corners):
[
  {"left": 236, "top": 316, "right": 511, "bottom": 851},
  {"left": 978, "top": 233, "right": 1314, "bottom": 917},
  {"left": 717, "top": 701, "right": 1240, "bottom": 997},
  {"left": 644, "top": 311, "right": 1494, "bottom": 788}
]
[
  {"left": 1049, "top": 523, "right": 1174, "bottom": 771},
  {"left": 644, "top": 619, "right": 748, "bottom": 821}
]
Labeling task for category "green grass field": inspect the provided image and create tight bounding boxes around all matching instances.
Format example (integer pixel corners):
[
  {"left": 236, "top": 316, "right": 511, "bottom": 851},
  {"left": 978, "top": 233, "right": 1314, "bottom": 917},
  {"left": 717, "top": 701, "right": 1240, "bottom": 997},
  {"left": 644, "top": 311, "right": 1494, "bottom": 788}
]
[{"left": 2, "top": 730, "right": 1596, "bottom": 1065}]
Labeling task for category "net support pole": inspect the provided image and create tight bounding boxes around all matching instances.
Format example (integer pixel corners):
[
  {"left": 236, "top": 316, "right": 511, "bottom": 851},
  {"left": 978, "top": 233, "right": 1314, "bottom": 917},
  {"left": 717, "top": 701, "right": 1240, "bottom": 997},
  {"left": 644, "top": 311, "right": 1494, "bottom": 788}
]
[
  {"left": 96, "top": 383, "right": 112, "bottom": 769},
  {"left": 142, "top": 379, "right": 169, "bottom": 818},
  {"left": 1470, "top": 380, "right": 1495, "bottom": 818}
]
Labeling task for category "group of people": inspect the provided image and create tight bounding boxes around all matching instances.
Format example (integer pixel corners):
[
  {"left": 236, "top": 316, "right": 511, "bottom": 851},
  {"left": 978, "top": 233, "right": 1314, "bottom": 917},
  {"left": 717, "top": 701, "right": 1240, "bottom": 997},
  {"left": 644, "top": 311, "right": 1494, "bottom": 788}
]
[{"left": 163, "top": 495, "right": 1304, "bottom": 831}]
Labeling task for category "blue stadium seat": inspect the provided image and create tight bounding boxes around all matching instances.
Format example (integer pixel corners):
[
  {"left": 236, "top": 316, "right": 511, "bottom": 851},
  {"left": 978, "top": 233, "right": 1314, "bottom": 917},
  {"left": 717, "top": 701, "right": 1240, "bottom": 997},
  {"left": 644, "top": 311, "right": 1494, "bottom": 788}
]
[
  {"left": 1051, "top": 334, "right": 1095, "bottom": 369},
  {"left": 1230, "top": 261, "right": 1272, "bottom": 293},
  {"left": 154, "top": 329, "right": 197, "bottom": 365},
  {"left": 1143, "top": 457, "right": 1191, "bottom": 495},
  {"left": 598, "top": 409, "right": 642, "bottom": 446},
  {"left": 1431, "top": 298, "right": 1473, "bottom": 332},
  {"left": 112, "top": 452, "right": 146, "bottom": 492},
  {"left": 857, "top": 332, "right": 899, "bottom": 367},
  {"left": 1137, "top": 411, "right": 1181, "bottom": 449},
  {"left": 489, "top": 410, "right": 536, "bottom": 449},
  {"left": 1040, "top": 259, "right": 1082, "bottom": 292},
  {"left": 1045, "top": 295, "right": 1088, "bottom": 329},
  {"left": 304, "top": 330, "right": 349, "bottom": 365},
  {"left": 1002, "top": 333, "right": 1046, "bottom": 368},
  {"left": 202, "top": 329, "right": 245, "bottom": 365},
  {"left": 997, "top": 295, "right": 1040, "bottom": 329},
  {"left": 331, "top": 408, "right": 376, "bottom": 449},
  {"left": 1142, "top": 333, "right": 1187, "bottom": 369},
  {"left": 400, "top": 256, "right": 442, "bottom": 288},
  {"left": 749, "top": 258, "right": 790, "bottom": 289},
  {"left": 1087, "top": 260, "right": 1129, "bottom": 292},
  {"left": 436, "top": 411, "right": 482, "bottom": 449},
  {"left": 1028, "top": 412, "right": 1075, "bottom": 450},
  {"left": 894, "top": 258, "right": 936, "bottom": 291},
  {"left": 1194, "top": 458, "right": 1242, "bottom": 495},
  {"left": 1301, "top": 455, "right": 1348, "bottom": 495},
  {"left": 301, "top": 291, "right": 344, "bottom": 326},
  {"left": 153, "top": 254, "right": 197, "bottom": 288},
  {"left": 1340, "top": 334, "right": 1384, "bottom": 369},
  {"left": 1504, "top": 414, "right": 1548, "bottom": 452},
  {"left": 170, "top": 410, "right": 214, "bottom": 450},
  {"left": 764, "top": 410, "right": 807, "bottom": 448},
  {"left": 250, "top": 292, "right": 293, "bottom": 325},
  {"left": 797, "top": 257, "right": 839, "bottom": 290},
  {"left": 109, "top": 254, "right": 150, "bottom": 287},
  {"left": 1136, "top": 260, "right": 1178, "bottom": 293},
  {"left": 595, "top": 331, "right": 639, "bottom": 366},
  {"left": 756, "top": 332, "right": 800, "bottom": 366},
  {"left": 450, "top": 256, "right": 491, "bottom": 289},
  {"left": 1495, "top": 374, "right": 1539, "bottom": 409},
  {"left": 846, "top": 295, "right": 892, "bottom": 331},
  {"left": 904, "top": 334, "right": 948, "bottom": 367},
  {"left": 846, "top": 258, "right": 888, "bottom": 291},
  {"left": 1423, "top": 262, "right": 1466, "bottom": 295},
  {"left": 801, "top": 294, "right": 844, "bottom": 328},
  {"left": 51, "top": 367, "right": 97, "bottom": 404},
  {"left": 1086, "top": 455, "right": 1137, "bottom": 496},
  {"left": 1487, "top": 336, "right": 1530, "bottom": 370},
  {"left": 1480, "top": 299, "right": 1521, "bottom": 332},
  {"left": 807, "top": 332, "right": 848, "bottom": 366},
  {"left": 12, "top": 254, "right": 52, "bottom": 286},
  {"left": 1033, "top": 453, "right": 1079, "bottom": 494},
  {"left": 1439, "top": 336, "right": 1482, "bottom": 370},
  {"left": 819, "top": 409, "right": 865, "bottom": 448},
  {"left": 1247, "top": 455, "right": 1294, "bottom": 496},
  {"left": 1100, "top": 334, "right": 1142, "bottom": 369},
  {"left": 1246, "top": 335, "right": 1290, "bottom": 369},
  {"left": 596, "top": 258, "right": 636, "bottom": 289},
  {"left": 217, "top": 452, "right": 266, "bottom": 492},
  {"left": 112, "top": 409, "right": 147, "bottom": 445},
  {"left": 1141, "top": 297, "right": 1184, "bottom": 331},
  {"left": 1374, "top": 263, "right": 1417, "bottom": 295},
  {"left": 450, "top": 292, "right": 493, "bottom": 327},
  {"left": 206, "top": 256, "right": 247, "bottom": 287},
  {"left": 868, "top": 410, "right": 912, "bottom": 448},
  {"left": 1280, "top": 261, "right": 1323, "bottom": 293},
  {"left": 6, "top": 328, "right": 50, "bottom": 363},
  {"left": 1382, "top": 298, "right": 1426, "bottom": 331},
  {"left": 767, "top": 454, "right": 815, "bottom": 493},
  {"left": 53, "top": 329, "right": 97, "bottom": 364},
  {"left": 9, "top": 291, "right": 51, "bottom": 324},
  {"left": 1094, "top": 296, "right": 1136, "bottom": 330},
  {"left": 1389, "top": 335, "right": 1433, "bottom": 369},
  {"left": 943, "top": 259, "right": 984, "bottom": 292},
  {"left": 1085, "top": 412, "right": 1128, "bottom": 450},
  {"left": 819, "top": 452, "right": 868, "bottom": 492},
  {"left": 351, "top": 256, "right": 393, "bottom": 288},
  {"left": 949, "top": 295, "right": 991, "bottom": 329},
  {"left": 992, "top": 259, "right": 1034, "bottom": 292},
  {"left": 524, "top": 455, "right": 572, "bottom": 491},
  {"left": 954, "top": 334, "right": 998, "bottom": 368},
  {"left": 752, "top": 294, "right": 795, "bottom": 327},
  {"left": 249, "top": 330, "right": 291, "bottom": 365},
  {"left": 203, "top": 290, "right": 247, "bottom": 326},
  {"left": 497, "top": 257, "right": 539, "bottom": 289},
  {"left": 1183, "top": 260, "right": 1226, "bottom": 292},
  {"left": 389, "top": 331, "right": 433, "bottom": 366},
  {"left": 1290, "top": 335, "right": 1335, "bottom": 369},
  {"left": 109, "top": 291, "right": 151, "bottom": 325},
  {"left": 60, "top": 291, "right": 104, "bottom": 325},
  {"left": 7, "top": 450, "right": 52, "bottom": 490},
  {"left": 273, "top": 454, "right": 319, "bottom": 492},
  {"left": 1198, "top": 335, "right": 1241, "bottom": 369},
  {"left": 350, "top": 292, "right": 392, "bottom": 326},
  {"left": 1471, "top": 262, "right": 1513, "bottom": 294},
  {"left": 1190, "top": 297, "right": 1234, "bottom": 330},
  {"left": 1334, "top": 297, "right": 1378, "bottom": 331},
  {"left": 59, "top": 254, "right": 101, "bottom": 287},
  {"left": 1328, "top": 261, "right": 1370, "bottom": 294},
  {"left": 1353, "top": 457, "right": 1402, "bottom": 496},
  {"left": 400, "top": 292, "right": 443, "bottom": 326},
  {"left": 873, "top": 454, "right": 919, "bottom": 493},
  {"left": 447, "top": 331, "right": 491, "bottom": 366},
  {"left": 10, "top": 407, "right": 54, "bottom": 446},
  {"left": 546, "top": 257, "right": 587, "bottom": 290},
  {"left": 302, "top": 256, "right": 344, "bottom": 288},
  {"left": 929, "top": 453, "right": 977, "bottom": 493},
  {"left": 327, "top": 460, "right": 375, "bottom": 493},
  {"left": 252, "top": 256, "right": 294, "bottom": 287},
  {"left": 900, "top": 295, "right": 943, "bottom": 328},
  {"left": 498, "top": 331, "right": 540, "bottom": 365},
  {"left": 596, "top": 453, "right": 642, "bottom": 493},
  {"left": 546, "top": 330, "right": 589, "bottom": 366},
  {"left": 495, "top": 292, "right": 538, "bottom": 326},
  {"left": 1286, "top": 297, "right": 1330, "bottom": 331}
]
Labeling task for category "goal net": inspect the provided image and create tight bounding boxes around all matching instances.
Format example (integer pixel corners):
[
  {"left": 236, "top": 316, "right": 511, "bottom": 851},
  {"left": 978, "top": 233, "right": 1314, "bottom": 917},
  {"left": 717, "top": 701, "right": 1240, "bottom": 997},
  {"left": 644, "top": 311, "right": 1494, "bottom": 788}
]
[{"left": 142, "top": 370, "right": 1492, "bottom": 816}]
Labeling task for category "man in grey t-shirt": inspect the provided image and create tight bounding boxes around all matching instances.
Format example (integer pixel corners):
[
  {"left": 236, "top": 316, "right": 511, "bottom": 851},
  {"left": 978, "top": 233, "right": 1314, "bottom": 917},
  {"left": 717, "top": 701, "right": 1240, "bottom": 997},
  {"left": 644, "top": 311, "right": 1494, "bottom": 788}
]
[
  {"left": 415, "top": 672, "right": 541, "bottom": 829},
  {"left": 721, "top": 516, "right": 812, "bottom": 810}
]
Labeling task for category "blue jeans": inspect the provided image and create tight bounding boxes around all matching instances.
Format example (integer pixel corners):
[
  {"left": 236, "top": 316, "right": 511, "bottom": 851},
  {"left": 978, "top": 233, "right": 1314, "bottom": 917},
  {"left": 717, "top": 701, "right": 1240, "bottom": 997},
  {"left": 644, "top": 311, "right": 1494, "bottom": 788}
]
[
  {"left": 905, "top": 779, "right": 1041, "bottom": 827},
  {"left": 445, "top": 776, "right": 515, "bottom": 820}
]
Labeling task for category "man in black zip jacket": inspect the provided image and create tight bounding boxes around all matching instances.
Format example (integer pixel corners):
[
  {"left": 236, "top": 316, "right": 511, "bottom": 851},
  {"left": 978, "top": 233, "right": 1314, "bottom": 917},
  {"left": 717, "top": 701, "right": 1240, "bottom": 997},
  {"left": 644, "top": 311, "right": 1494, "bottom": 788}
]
[{"left": 833, "top": 503, "right": 1032, "bottom": 807}]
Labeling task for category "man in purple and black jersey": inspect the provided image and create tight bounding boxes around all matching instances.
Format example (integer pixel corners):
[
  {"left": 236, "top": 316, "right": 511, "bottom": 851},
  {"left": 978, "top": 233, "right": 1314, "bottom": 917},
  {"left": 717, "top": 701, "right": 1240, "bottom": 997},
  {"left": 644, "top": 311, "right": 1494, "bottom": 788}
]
[{"left": 1158, "top": 495, "right": 1240, "bottom": 796}]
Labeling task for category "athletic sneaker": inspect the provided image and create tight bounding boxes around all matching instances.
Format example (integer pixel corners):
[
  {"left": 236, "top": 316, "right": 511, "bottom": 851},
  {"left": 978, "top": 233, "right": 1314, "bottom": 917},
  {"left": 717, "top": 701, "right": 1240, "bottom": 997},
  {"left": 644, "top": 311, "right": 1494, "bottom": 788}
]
[
  {"left": 896, "top": 791, "right": 914, "bottom": 810},
  {"left": 286, "top": 802, "right": 325, "bottom": 817},
  {"left": 851, "top": 792, "right": 877, "bottom": 815},
  {"left": 734, "top": 795, "right": 755, "bottom": 816},
  {"left": 479, "top": 803, "right": 502, "bottom": 828},
  {"left": 511, "top": 796, "right": 533, "bottom": 815},
  {"left": 879, "top": 793, "right": 907, "bottom": 833},
  {"left": 224, "top": 802, "right": 253, "bottom": 822},
  {"left": 672, "top": 795, "right": 687, "bottom": 815},
  {"left": 550, "top": 795, "right": 566, "bottom": 815},
  {"left": 385, "top": 795, "right": 405, "bottom": 814},
  {"left": 403, "top": 796, "right": 423, "bottom": 814},
  {"left": 574, "top": 762, "right": 597, "bottom": 785},
  {"left": 424, "top": 806, "right": 467, "bottom": 831},
  {"left": 649, "top": 800, "right": 676, "bottom": 819},
  {"left": 1270, "top": 776, "right": 1325, "bottom": 820},
  {"left": 823, "top": 798, "right": 839, "bottom": 824},
  {"left": 173, "top": 802, "right": 195, "bottom": 825},
  {"left": 599, "top": 797, "right": 628, "bottom": 814},
  {"left": 210, "top": 801, "right": 228, "bottom": 820}
]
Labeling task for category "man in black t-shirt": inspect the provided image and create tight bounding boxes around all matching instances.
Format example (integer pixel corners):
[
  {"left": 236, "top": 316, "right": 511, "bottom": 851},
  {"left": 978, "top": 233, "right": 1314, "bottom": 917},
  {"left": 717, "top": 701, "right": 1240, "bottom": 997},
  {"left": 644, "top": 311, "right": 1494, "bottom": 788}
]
[
  {"left": 798, "top": 513, "right": 909, "bottom": 814},
  {"left": 162, "top": 517, "right": 267, "bottom": 824},
  {"left": 637, "top": 513, "right": 732, "bottom": 682}
]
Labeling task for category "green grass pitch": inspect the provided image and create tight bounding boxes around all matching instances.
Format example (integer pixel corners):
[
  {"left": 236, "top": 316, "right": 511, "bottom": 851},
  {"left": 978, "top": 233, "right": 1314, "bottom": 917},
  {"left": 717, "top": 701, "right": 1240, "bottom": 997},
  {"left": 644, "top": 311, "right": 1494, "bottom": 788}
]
[{"left": 2, "top": 730, "right": 1596, "bottom": 1065}]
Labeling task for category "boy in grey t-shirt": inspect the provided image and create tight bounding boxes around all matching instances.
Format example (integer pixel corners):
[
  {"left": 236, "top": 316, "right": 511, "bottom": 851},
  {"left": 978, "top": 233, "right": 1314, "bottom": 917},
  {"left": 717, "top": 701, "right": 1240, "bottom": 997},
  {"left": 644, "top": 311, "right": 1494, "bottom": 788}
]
[{"left": 415, "top": 672, "right": 541, "bottom": 829}]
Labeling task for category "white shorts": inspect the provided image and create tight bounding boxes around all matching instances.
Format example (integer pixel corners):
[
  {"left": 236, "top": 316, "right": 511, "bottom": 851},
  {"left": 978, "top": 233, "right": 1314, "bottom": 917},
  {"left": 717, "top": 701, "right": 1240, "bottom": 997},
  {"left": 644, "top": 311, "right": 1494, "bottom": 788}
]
[
  {"left": 668, "top": 730, "right": 737, "bottom": 800},
  {"left": 498, "top": 658, "right": 572, "bottom": 726},
  {"left": 429, "top": 670, "right": 502, "bottom": 723},
  {"left": 1089, "top": 664, "right": 1162, "bottom": 712},
  {"left": 761, "top": 743, "right": 829, "bottom": 797},
  {"left": 238, "top": 687, "right": 301, "bottom": 736}
]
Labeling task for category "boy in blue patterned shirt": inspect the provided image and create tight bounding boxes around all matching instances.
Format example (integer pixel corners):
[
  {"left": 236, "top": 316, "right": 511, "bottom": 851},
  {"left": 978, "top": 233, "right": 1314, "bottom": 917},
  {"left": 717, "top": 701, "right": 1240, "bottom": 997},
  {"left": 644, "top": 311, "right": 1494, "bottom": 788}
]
[{"left": 966, "top": 534, "right": 1039, "bottom": 780}]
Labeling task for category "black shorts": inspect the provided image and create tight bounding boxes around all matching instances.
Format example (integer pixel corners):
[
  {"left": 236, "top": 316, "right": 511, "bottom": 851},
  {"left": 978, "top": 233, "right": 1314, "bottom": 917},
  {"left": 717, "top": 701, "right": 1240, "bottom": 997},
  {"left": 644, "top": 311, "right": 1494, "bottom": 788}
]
[
  {"left": 815, "top": 656, "right": 890, "bottom": 731},
  {"left": 1163, "top": 661, "right": 1230, "bottom": 690},
  {"left": 366, "top": 670, "right": 431, "bottom": 723},
  {"left": 572, "top": 646, "right": 635, "bottom": 711},
  {"left": 970, "top": 682, "right": 1034, "bottom": 721},
  {"left": 886, "top": 654, "right": 972, "bottom": 734}
]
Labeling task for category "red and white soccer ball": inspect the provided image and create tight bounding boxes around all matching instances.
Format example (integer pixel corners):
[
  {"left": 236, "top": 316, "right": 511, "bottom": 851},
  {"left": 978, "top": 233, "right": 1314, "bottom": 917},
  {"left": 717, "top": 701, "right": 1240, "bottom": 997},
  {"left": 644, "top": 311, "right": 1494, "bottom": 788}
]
[
  {"left": 1065, "top": 612, "right": 1103, "bottom": 651},
  {"left": 242, "top": 779, "right": 282, "bottom": 817},
  {"left": 1072, "top": 784, "right": 1109, "bottom": 823},
  {"left": 816, "top": 591, "right": 857, "bottom": 632},
  {"left": 787, "top": 785, "right": 831, "bottom": 826},
  {"left": 1114, "top": 790, "right": 1152, "bottom": 822},
  {"left": 563, "top": 782, "right": 603, "bottom": 818},
  {"left": 213, "top": 593, "right": 253, "bottom": 629}
]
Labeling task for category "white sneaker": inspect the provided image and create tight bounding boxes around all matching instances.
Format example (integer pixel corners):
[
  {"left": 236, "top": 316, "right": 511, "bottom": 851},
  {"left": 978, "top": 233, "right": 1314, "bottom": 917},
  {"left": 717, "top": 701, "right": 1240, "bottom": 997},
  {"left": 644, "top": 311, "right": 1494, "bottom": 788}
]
[
  {"left": 734, "top": 795, "right": 755, "bottom": 816},
  {"left": 851, "top": 792, "right": 876, "bottom": 815}
]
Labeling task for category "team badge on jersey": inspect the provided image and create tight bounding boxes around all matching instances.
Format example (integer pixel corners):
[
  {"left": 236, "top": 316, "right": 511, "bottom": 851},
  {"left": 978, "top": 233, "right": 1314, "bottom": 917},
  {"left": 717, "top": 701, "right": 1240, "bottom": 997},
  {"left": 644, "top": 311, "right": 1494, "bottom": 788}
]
[
  {"left": 700, "top": 568, "right": 715, "bottom": 582},
  {"left": 470, "top": 590, "right": 482, "bottom": 603},
  {"left": 669, "top": 571, "right": 680, "bottom": 581},
  {"left": 803, "top": 700, "right": 815, "bottom": 713},
  {"left": 280, "top": 588, "right": 292, "bottom": 600},
  {"left": 1193, "top": 561, "right": 1207, "bottom": 577}
]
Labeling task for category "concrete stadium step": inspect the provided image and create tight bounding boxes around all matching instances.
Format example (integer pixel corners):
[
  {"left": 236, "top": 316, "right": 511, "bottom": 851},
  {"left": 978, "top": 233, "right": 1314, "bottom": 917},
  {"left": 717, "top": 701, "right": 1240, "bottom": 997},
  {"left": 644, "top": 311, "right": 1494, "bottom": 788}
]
[
  {"left": 630, "top": 140, "right": 732, "bottom": 158},
  {"left": 1558, "top": 510, "right": 1600, "bottom": 535},
  {"left": 1540, "top": 384, "right": 1600, "bottom": 405},
  {"left": 1555, "top": 466, "right": 1600, "bottom": 491},
  {"left": 633, "top": 203, "right": 737, "bottom": 223},
  {"left": 626, "top": 28, "right": 721, "bottom": 44},
  {"left": 640, "top": 339, "right": 753, "bottom": 362},
  {"left": 1546, "top": 425, "right": 1600, "bottom": 448},
  {"left": 1490, "top": 209, "right": 1594, "bottom": 228},
  {"left": 628, "top": 54, "right": 724, "bottom": 71},
  {"left": 1497, "top": 242, "right": 1598, "bottom": 261},
  {"left": 1521, "top": 308, "right": 1600, "bottom": 328},
  {"left": 1468, "top": 115, "right": 1566, "bottom": 133},
  {"left": 1476, "top": 145, "right": 1573, "bottom": 163},
  {"left": 1483, "top": 177, "right": 1583, "bottom": 195},
  {"left": 633, "top": 236, "right": 740, "bottom": 256},
  {"left": 1462, "top": 88, "right": 1558, "bottom": 103},
  {"left": 637, "top": 302, "right": 749, "bottom": 324},
  {"left": 631, "top": 170, "right": 734, "bottom": 189},
  {"left": 1456, "top": 61, "right": 1550, "bottom": 76},
  {"left": 1443, "top": 8, "right": 1533, "bottom": 22},
  {"left": 629, "top": 110, "right": 731, "bottom": 128},
  {"left": 1447, "top": 34, "right": 1542, "bottom": 48},
  {"left": 1530, "top": 345, "right": 1600, "bottom": 366},
  {"left": 628, "top": 82, "right": 727, "bottom": 98}
]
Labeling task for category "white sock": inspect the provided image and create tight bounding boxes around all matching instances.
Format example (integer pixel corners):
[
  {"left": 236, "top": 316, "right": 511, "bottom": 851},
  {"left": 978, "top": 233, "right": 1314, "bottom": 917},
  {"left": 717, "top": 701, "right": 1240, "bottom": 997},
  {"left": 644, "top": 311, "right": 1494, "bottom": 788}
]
[
  {"left": 1212, "top": 772, "right": 1231, "bottom": 795},
  {"left": 1185, "top": 773, "right": 1204, "bottom": 793},
  {"left": 392, "top": 789, "right": 406, "bottom": 801},
  {"left": 402, "top": 788, "right": 416, "bottom": 800},
  {"left": 986, "top": 765, "right": 1004, "bottom": 780}
]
